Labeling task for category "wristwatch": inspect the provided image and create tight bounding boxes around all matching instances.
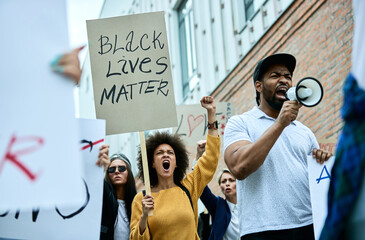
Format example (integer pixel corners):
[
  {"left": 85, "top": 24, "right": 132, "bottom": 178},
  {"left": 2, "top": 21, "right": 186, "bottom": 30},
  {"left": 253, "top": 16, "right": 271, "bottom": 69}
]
[{"left": 207, "top": 120, "right": 218, "bottom": 129}]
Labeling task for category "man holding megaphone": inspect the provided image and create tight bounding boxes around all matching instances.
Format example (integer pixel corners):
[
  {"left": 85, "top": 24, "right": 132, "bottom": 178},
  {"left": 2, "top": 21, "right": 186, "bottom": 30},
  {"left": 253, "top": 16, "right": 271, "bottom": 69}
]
[{"left": 224, "top": 53, "right": 333, "bottom": 240}]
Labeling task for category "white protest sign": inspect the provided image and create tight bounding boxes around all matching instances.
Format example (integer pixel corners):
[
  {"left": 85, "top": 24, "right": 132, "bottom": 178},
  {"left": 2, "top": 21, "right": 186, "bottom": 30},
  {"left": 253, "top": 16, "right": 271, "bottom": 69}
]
[
  {"left": 86, "top": 11, "right": 177, "bottom": 135},
  {"left": 0, "top": 119, "right": 106, "bottom": 240},
  {"left": 308, "top": 156, "right": 336, "bottom": 240},
  {"left": 172, "top": 102, "right": 234, "bottom": 147},
  {"left": 0, "top": 0, "right": 83, "bottom": 211}
]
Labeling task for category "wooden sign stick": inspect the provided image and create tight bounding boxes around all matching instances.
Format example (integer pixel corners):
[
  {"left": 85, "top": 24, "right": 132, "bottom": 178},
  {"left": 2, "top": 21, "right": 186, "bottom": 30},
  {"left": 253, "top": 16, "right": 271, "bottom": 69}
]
[{"left": 139, "top": 131, "right": 153, "bottom": 216}]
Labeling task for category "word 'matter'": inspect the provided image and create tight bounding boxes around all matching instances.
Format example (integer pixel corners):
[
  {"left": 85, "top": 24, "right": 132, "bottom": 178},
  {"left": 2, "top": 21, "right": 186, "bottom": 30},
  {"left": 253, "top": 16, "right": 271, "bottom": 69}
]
[{"left": 100, "top": 79, "right": 169, "bottom": 105}]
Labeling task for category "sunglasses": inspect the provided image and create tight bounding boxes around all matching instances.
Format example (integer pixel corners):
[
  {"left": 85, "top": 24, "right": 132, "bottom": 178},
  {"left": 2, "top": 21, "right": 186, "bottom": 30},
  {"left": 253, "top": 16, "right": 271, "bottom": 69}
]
[{"left": 107, "top": 165, "right": 127, "bottom": 173}]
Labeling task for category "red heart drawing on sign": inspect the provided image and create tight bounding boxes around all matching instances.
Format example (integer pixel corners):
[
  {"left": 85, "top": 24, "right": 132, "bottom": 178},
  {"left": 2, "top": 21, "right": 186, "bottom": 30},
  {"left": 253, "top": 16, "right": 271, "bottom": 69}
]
[{"left": 187, "top": 114, "right": 205, "bottom": 137}]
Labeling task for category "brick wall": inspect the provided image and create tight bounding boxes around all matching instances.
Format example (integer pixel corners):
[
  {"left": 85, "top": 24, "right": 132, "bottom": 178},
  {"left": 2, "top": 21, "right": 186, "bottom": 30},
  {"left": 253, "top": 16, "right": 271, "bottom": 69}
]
[{"left": 207, "top": 0, "right": 353, "bottom": 196}]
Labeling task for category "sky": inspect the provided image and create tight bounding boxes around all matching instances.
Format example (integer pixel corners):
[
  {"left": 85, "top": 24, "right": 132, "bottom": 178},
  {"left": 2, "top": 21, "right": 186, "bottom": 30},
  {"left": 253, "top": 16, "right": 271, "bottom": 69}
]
[
  {"left": 66, "top": 0, "right": 104, "bottom": 116},
  {"left": 67, "top": 0, "right": 104, "bottom": 48}
]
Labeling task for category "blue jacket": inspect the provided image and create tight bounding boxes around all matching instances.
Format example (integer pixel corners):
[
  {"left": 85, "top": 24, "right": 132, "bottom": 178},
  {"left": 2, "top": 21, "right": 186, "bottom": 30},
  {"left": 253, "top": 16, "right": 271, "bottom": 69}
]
[{"left": 200, "top": 186, "right": 231, "bottom": 240}]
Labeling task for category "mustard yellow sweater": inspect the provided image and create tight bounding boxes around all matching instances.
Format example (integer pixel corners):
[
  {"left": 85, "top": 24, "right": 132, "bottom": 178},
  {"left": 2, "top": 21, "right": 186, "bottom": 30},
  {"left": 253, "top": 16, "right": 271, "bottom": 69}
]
[{"left": 130, "top": 134, "right": 220, "bottom": 240}]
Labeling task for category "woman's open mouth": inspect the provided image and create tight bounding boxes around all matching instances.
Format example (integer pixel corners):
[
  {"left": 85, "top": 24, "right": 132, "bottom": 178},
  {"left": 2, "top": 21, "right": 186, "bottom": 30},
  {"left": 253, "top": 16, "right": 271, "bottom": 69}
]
[{"left": 162, "top": 160, "right": 170, "bottom": 170}]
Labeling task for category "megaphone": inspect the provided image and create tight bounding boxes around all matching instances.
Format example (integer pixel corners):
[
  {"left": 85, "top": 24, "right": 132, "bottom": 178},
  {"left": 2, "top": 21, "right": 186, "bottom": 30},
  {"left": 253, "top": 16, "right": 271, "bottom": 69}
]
[{"left": 286, "top": 77, "right": 323, "bottom": 107}]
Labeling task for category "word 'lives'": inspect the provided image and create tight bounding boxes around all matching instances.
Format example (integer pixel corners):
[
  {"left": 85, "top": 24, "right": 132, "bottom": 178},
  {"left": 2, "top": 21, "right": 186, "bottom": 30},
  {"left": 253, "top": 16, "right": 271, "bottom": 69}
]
[{"left": 106, "top": 56, "right": 168, "bottom": 77}]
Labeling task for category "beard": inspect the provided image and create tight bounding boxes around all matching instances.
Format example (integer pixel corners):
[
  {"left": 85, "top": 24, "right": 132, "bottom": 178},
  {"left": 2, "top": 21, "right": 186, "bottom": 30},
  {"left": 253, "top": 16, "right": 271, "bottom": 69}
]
[{"left": 262, "top": 86, "right": 285, "bottom": 111}]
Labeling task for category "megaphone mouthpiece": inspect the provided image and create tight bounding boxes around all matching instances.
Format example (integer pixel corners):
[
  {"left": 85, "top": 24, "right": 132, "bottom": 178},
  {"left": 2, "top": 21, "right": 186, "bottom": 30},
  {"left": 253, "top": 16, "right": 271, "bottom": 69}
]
[{"left": 297, "top": 86, "right": 312, "bottom": 100}]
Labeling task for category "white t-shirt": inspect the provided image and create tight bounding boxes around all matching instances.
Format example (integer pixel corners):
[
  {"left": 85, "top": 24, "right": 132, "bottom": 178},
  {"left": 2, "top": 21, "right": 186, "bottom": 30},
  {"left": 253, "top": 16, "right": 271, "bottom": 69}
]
[
  {"left": 114, "top": 199, "right": 130, "bottom": 240},
  {"left": 223, "top": 200, "right": 240, "bottom": 240},
  {"left": 224, "top": 107, "right": 318, "bottom": 237}
]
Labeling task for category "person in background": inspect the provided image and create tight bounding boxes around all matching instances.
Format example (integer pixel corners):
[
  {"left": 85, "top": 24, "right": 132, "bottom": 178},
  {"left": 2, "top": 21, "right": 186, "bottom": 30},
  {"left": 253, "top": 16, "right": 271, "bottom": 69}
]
[
  {"left": 224, "top": 53, "right": 333, "bottom": 240},
  {"left": 130, "top": 96, "right": 220, "bottom": 240},
  {"left": 97, "top": 145, "right": 137, "bottom": 240},
  {"left": 197, "top": 140, "right": 240, "bottom": 240}
]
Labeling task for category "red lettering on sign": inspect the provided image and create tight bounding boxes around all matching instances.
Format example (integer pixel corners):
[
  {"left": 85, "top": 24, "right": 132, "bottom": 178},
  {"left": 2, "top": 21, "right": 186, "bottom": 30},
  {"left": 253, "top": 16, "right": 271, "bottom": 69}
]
[
  {"left": 0, "top": 134, "right": 44, "bottom": 181},
  {"left": 80, "top": 139, "right": 104, "bottom": 151}
]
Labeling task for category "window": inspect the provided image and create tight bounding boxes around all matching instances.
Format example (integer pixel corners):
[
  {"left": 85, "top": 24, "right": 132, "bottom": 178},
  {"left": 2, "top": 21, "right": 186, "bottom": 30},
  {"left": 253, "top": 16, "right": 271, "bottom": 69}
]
[
  {"left": 244, "top": 0, "right": 254, "bottom": 21},
  {"left": 178, "top": 0, "right": 197, "bottom": 98}
]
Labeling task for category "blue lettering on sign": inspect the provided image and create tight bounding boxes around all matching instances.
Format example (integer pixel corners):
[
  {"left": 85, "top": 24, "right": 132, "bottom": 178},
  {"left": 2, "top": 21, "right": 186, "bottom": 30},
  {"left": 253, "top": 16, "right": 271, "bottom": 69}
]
[{"left": 316, "top": 165, "right": 331, "bottom": 184}]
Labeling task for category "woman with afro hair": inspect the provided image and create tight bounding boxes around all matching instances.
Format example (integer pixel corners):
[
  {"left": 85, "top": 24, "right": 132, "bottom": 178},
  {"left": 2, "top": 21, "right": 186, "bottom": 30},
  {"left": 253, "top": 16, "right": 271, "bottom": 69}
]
[{"left": 130, "top": 96, "right": 220, "bottom": 240}]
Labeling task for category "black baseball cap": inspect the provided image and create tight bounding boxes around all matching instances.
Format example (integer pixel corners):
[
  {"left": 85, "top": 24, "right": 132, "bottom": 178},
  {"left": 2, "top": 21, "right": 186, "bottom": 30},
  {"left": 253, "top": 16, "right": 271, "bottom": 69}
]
[{"left": 253, "top": 53, "right": 296, "bottom": 83}]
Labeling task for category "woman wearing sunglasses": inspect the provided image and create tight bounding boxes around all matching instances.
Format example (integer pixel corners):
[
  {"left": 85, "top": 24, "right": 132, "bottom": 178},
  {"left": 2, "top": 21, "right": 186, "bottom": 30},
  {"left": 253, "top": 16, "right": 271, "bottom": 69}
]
[
  {"left": 97, "top": 148, "right": 137, "bottom": 240},
  {"left": 130, "top": 96, "right": 220, "bottom": 240}
]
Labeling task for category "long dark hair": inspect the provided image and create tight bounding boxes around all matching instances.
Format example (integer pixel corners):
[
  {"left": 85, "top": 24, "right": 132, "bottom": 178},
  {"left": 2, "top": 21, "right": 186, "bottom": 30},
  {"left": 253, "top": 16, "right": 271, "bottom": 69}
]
[
  {"left": 137, "top": 131, "right": 189, "bottom": 186},
  {"left": 105, "top": 157, "right": 136, "bottom": 221}
]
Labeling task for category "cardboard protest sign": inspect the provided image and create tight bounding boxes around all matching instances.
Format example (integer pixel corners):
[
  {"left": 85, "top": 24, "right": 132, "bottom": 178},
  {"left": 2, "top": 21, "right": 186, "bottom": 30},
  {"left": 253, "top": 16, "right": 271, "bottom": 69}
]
[
  {"left": 318, "top": 138, "right": 337, "bottom": 155},
  {"left": 0, "top": 119, "right": 106, "bottom": 240},
  {"left": 308, "top": 155, "right": 336, "bottom": 240},
  {"left": 87, "top": 11, "right": 177, "bottom": 135},
  {"left": 172, "top": 102, "right": 234, "bottom": 147},
  {"left": 0, "top": 0, "right": 83, "bottom": 211}
]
